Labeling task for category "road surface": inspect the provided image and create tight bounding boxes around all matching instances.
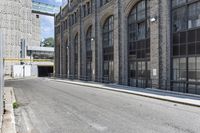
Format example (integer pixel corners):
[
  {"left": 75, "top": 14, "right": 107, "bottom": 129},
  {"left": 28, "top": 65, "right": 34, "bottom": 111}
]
[{"left": 5, "top": 78, "right": 200, "bottom": 133}]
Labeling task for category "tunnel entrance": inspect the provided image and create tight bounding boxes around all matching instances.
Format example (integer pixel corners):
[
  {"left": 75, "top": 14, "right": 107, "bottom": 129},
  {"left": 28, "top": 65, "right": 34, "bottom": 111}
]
[{"left": 38, "top": 66, "right": 53, "bottom": 77}]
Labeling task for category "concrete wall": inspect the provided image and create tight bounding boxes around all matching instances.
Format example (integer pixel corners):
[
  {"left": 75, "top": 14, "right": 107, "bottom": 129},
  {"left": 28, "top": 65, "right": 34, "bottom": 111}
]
[{"left": 0, "top": 0, "right": 41, "bottom": 76}]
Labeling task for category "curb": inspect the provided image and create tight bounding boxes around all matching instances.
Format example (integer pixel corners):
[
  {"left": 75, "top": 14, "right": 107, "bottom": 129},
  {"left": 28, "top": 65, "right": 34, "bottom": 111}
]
[
  {"left": 1, "top": 87, "right": 16, "bottom": 133},
  {"left": 49, "top": 78, "right": 200, "bottom": 108}
]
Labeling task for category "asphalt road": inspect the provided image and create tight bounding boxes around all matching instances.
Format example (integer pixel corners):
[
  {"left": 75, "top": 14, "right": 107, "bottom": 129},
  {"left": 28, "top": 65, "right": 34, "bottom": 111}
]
[{"left": 5, "top": 78, "right": 200, "bottom": 133}]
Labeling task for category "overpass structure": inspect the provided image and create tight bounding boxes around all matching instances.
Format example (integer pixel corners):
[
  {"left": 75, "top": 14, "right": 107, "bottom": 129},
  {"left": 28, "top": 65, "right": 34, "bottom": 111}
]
[{"left": 32, "top": 0, "right": 60, "bottom": 16}]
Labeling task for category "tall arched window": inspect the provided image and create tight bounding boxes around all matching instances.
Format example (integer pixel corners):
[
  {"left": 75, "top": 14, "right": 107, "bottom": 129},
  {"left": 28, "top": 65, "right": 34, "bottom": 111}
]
[
  {"left": 86, "top": 26, "right": 92, "bottom": 80},
  {"left": 66, "top": 39, "right": 68, "bottom": 78},
  {"left": 172, "top": 0, "right": 200, "bottom": 95},
  {"left": 128, "top": 0, "right": 150, "bottom": 88},
  {"left": 74, "top": 34, "right": 78, "bottom": 79},
  {"left": 102, "top": 15, "right": 114, "bottom": 83}
]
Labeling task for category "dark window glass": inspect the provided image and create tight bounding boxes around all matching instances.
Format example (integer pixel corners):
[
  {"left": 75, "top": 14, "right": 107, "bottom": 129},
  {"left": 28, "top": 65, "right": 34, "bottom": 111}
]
[
  {"left": 86, "top": 26, "right": 92, "bottom": 51},
  {"left": 188, "top": 43, "right": 196, "bottom": 55},
  {"left": 196, "top": 43, "right": 200, "bottom": 54},
  {"left": 180, "top": 32, "right": 186, "bottom": 43},
  {"left": 188, "top": 57, "right": 196, "bottom": 81},
  {"left": 197, "top": 57, "right": 200, "bottom": 81},
  {"left": 86, "top": 26, "right": 92, "bottom": 80},
  {"left": 102, "top": 16, "right": 114, "bottom": 82},
  {"left": 128, "top": 0, "right": 150, "bottom": 59},
  {"left": 180, "top": 44, "right": 186, "bottom": 55},
  {"left": 172, "top": 7, "right": 187, "bottom": 32},
  {"left": 188, "top": 2, "right": 200, "bottom": 29},
  {"left": 74, "top": 34, "right": 78, "bottom": 78},
  {"left": 188, "top": 30, "right": 196, "bottom": 42},
  {"left": 173, "top": 33, "right": 180, "bottom": 44},
  {"left": 197, "top": 29, "right": 200, "bottom": 41},
  {"left": 173, "top": 45, "right": 180, "bottom": 56},
  {"left": 128, "top": 0, "right": 150, "bottom": 88},
  {"left": 103, "top": 16, "right": 114, "bottom": 47},
  {"left": 172, "top": 0, "right": 186, "bottom": 8}
]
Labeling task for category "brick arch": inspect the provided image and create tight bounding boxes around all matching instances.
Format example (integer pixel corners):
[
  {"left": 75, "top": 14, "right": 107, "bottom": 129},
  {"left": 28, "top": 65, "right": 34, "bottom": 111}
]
[
  {"left": 65, "top": 38, "right": 68, "bottom": 46},
  {"left": 84, "top": 22, "right": 93, "bottom": 35},
  {"left": 100, "top": 12, "right": 114, "bottom": 28},
  {"left": 71, "top": 27, "right": 79, "bottom": 41},
  {"left": 124, "top": 0, "right": 141, "bottom": 17}
]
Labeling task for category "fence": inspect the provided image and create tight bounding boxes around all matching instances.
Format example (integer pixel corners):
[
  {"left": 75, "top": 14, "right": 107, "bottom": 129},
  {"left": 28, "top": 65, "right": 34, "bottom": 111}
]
[{"left": 0, "top": 31, "right": 4, "bottom": 127}]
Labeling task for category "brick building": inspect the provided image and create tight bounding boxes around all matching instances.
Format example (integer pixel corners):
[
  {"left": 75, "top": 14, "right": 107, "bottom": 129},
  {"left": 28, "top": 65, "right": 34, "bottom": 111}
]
[{"left": 55, "top": 0, "right": 200, "bottom": 95}]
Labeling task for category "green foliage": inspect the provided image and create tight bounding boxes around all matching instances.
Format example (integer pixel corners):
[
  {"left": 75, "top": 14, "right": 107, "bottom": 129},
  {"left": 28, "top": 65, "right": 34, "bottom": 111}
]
[
  {"left": 13, "top": 102, "right": 20, "bottom": 109},
  {"left": 42, "top": 37, "right": 55, "bottom": 47}
]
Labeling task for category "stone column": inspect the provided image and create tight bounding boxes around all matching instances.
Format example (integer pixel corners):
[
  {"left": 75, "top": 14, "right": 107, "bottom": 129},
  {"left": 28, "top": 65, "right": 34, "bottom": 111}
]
[
  {"left": 120, "top": 1, "right": 128, "bottom": 85},
  {"left": 80, "top": 6, "right": 87, "bottom": 80},
  {"left": 150, "top": 0, "right": 160, "bottom": 88},
  {"left": 91, "top": 0, "right": 96, "bottom": 81},
  {"left": 113, "top": 0, "right": 120, "bottom": 83},
  {"left": 68, "top": 27, "right": 74, "bottom": 78},
  {"left": 95, "top": 0, "right": 103, "bottom": 82},
  {"left": 92, "top": 13, "right": 96, "bottom": 81},
  {"left": 159, "top": 0, "right": 171, "bottom": 90},
  {"left": 62, "top": 34, "right": 67, "bottom": 78}
]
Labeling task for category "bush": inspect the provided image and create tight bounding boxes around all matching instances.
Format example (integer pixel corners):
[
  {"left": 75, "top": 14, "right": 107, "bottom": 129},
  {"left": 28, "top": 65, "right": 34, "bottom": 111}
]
[{"left": 13, "top": 102, "right": 19, "bottom": 109}]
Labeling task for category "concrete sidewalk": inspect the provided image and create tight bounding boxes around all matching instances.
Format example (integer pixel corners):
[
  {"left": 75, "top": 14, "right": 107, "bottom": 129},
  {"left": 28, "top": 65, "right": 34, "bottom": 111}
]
[
  {"left": 48, "top": 78, "right": 200, "bottom": 107},
  {"left": 1, "top": 87, "right": 16, "bottom": 133}
]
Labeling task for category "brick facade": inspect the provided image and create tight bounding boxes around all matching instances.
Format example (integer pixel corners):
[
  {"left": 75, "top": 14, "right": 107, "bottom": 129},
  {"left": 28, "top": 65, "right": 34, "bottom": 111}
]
[{"left": 55, "top": 0, "right": 199, "bottom": 94}]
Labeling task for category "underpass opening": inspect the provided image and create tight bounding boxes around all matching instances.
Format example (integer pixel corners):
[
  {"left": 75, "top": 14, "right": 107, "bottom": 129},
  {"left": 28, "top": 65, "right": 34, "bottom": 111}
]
[{"left": 38, "top": 66, "right": 53, "bottom": 77}]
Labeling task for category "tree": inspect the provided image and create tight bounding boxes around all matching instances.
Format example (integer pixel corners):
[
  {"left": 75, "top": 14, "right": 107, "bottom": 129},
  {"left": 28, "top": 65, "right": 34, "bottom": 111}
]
[{"left": 42, "top": 37, "right": 55, "bottom": 47}]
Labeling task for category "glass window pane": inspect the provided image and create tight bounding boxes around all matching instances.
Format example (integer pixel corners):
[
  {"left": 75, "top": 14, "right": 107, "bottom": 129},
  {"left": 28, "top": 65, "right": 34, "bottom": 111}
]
[
  {"left": 188, "top": 84, "right": 196, "bottom": 94},
  {"left": 138, "top": 22, "right": 146, "bottom": 40},
  {"left": 103, "top": 16, "right": 114, "bottom": 48},
  {"left": 180, "top": 44, "right": 186, "bottom": 55},
  {"left": 137, "top": 0, "right": 146, "bottom": 21},
  {"left": 86, "top": 26, "right": 92, "bottom": 51},
  {"left": 197, "top": 86, "right": 200, "bottom": 95},
  {"left": 172, "top": 0, "right": 186, "bottom": 7},
  {"left": 188, "top": 43, "right": 196, "bottom": 55},
  {"left": 173, "top": 45, "right": 179, "bottom": 56},
  {"left": 173, "top": 33, "right": 180, "bottom": 44},
  {"left": 173, "top": 58, "right": 180, "bottom": 80},
  {"left": 179, "top": 58, "right": 186, "bottom": 80},
  {"left": 197, "top": 57, "right": 200, "bottom": 81},
  {"left": 188, "top": 57, "right": 196, "bottom": 82},
  {"left": 172, "top": 7, "right": 187, "bottom": 32},
  {"left": 188, "top": 2, "right": 200, "bottom": 29}
]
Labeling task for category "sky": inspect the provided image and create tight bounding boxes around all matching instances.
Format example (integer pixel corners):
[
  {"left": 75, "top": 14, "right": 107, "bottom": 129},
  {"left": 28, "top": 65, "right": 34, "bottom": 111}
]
[
  {"left": 40, "top": 15, "right": 55, "bottom": 40},
  {"left": 35, "top": 0, "right": 63, "bottom": 6},
  {"left": 34, "top": 0, "right": 65, "bottom": 40}
]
